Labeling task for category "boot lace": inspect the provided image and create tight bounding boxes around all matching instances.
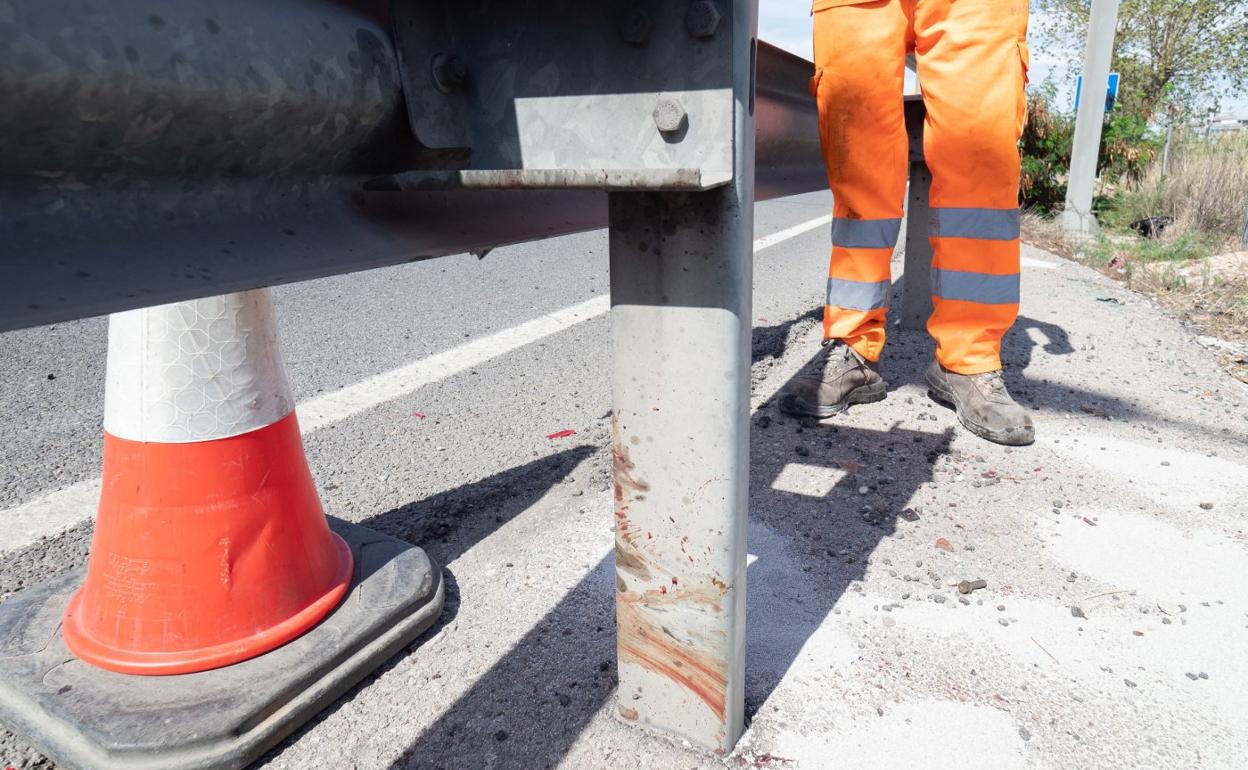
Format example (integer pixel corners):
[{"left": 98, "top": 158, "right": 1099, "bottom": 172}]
[
  {"left": 975, "top": 369, "right": 1009, "bottom": 400},
  {"left": 800, "top": 340, "right": 855, "bottom": 380}
]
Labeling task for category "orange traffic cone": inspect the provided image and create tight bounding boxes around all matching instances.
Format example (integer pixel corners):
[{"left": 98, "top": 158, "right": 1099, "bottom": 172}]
[{"left": 62, "top": 290, "right": 352, "bottom": 675}]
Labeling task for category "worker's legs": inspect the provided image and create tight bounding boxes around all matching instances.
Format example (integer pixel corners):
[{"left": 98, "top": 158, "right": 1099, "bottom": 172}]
[
  {"left": 913, "top": 0, "right": 1034, "bottom": 445},
  {"left": 913, "top": 0, "right": 1029, "bottom": 374},
  {"left": 811, "top": 1, "right": 910, "bottom": 363}
]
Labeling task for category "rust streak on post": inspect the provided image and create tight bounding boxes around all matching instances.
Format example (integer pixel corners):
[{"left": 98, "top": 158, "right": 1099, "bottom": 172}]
[
  {"left": 612, "top": 415, "right": 731, "bottom": 721},
  {"left": 613, "top": 415, "right": 655, "bottom": 580},
  {"left": 616, "top": 587, "right": 729, "bottom": 720}
]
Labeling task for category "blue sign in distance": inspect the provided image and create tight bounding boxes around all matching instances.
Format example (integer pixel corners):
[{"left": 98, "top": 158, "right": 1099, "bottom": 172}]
[{"left": 1074, "top": 72, "right": 1121, "bottom": 113}]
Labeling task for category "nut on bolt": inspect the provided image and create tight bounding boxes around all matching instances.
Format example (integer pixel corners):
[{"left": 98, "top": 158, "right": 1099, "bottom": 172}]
[
  {"left": 620, "top": 8, "right": 652, "bottom": 45},
  {"left": 685, "top": 0, "right": 721, "bottom": 38},
  {"left": 431, "top": 52, "right": 467, "bottom": 93},
  {"left": 652, "top": 96, "right": 687, "bottom": 134}
]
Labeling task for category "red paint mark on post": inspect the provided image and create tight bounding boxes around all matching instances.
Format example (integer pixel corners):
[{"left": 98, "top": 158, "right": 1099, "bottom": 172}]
[
  {"left": 546, "top": 429, "right": 577, "bottom": 439},
  {"left": 411, "top": 411, "right": 427, "bottom": 419}
]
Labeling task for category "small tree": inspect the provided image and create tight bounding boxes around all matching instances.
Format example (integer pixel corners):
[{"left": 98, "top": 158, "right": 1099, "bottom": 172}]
[{"left": 1033, "top": 0, "right": 1248, "bottom": 119}]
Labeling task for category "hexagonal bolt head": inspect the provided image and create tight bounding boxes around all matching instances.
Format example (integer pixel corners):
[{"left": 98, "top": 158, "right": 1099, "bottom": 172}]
[
  {"left": 685, "top": 0, "right": 721, "bottom": 38},
  {"left": 652, "top": 96, "right": 688, "bottom": 134},
  {"left": 619, "top": 8, "right": 652, "bottom": 45},
  {"left": 431, "top": 52, "right": 467, "bottom": 93}
]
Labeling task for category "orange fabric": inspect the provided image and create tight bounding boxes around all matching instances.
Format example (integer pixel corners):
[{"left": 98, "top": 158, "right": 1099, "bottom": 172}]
[
  {"left": 62, "top": 412, "right": 352, "bottom": 675},
  {"left": 813, "top": 0, "right": 1029, "bottom": 373}
]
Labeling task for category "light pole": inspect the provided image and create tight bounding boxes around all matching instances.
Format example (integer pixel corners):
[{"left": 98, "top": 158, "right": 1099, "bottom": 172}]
[{"left": 1061, "top": 0, "right": 1121, "bottom": 239}]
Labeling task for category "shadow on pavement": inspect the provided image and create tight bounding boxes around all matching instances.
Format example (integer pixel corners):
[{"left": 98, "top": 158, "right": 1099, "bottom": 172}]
[
  {"left": 368, "top": 333, "right": 957, "bottom": 769},
  {"left": 256, "top": 446, "right": 598, "bottom": 770},
  {"left": 742, "top": 322, "right": 956, "bottom": 716},
  {"left": 273, "top": 299, "right": 1237, "bottom": 769},
  {"left": 359, "top": 445, "right": 599, "bottom": 570}
]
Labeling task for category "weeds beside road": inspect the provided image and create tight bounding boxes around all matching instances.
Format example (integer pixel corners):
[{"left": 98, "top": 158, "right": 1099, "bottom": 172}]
[{"left": 1020, "top": 113, "right": 1248, "bottom": 384}]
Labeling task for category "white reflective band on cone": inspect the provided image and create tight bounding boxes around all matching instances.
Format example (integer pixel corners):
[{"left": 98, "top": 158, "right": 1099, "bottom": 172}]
[{"left": 103, "top": 289, "right": 295, "bottom": 443}]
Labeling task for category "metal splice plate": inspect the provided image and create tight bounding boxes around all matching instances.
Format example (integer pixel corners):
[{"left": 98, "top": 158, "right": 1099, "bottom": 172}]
[{"left": 0, "top": 519, "right": 444, "bottom": 770}]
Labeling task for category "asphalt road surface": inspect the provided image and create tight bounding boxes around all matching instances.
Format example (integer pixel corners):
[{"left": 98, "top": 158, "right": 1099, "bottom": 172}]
[
  {"left": 4, "top": 189, "right": 1248, "bottom": 770},
  {"left": 0, "top": 191, "right": 834, "bottom": 768}
]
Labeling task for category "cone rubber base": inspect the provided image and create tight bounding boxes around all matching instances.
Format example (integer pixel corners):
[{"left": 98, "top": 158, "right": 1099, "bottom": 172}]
[{"left": 0, "top": 518, "right": 443, "bottom": 770}]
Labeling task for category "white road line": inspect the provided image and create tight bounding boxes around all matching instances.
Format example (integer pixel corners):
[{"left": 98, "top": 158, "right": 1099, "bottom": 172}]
[
  {"left": 299, "top": 295, "right": 611, "bottom": 432},
  {"left": 7, "top": 479, "right": 102, "bottom": 555},
  {"left": 2, "top": 214, "right": 833, "bottom": 553},
  {"left": 1021, "top": 256, "right": 1060, "bottom": 270},
  {"left": 752, "top": 214, "right": 831, "bottom": 253}
]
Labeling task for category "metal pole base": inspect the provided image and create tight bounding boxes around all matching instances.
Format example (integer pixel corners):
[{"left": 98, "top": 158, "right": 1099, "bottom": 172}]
[
  {"left": 1060, "top": 207, "right": 1101, "bottom": 241},
  {"left": 0, "top": 518, "right": 443, "bottom": 770}
]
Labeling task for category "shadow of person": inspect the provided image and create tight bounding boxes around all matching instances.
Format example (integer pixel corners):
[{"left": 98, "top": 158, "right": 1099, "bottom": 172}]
[
  {"left": 743, "top": 414, "right": 954, "bottom": 717},
  {"left": 1005, "top": 315, "right": 1075, "bottom": 371}
]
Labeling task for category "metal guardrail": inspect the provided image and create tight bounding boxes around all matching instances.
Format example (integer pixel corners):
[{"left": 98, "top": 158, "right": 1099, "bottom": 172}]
[
  {"left": 0, "top": 0, "right": 936, "bottom": 760},
  {"left": 0, "top": 1, "right": 822, "bottom": 333}
]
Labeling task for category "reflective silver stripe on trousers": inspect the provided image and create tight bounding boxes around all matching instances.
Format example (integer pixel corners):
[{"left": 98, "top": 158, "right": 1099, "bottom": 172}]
[
  {"left": 832, "top": 217, "right": 903, "bottom": 249},
  {"left": 929, "top": 208, "right": 1021, "bottom": 241},
  {"left": 826, "top": 277, "right": 891, "bottom": 311},
  {"left": 931, "top": 269, "right": 1020, "bottom": 305}
]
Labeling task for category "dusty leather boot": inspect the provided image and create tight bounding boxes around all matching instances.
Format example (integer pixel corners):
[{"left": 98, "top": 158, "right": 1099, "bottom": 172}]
[
  {"left": 779, "top": 340, "right": 887, "bottom": 418},
  {"left": 925, "top": 360, "right": 1035, "bottom": 446}
]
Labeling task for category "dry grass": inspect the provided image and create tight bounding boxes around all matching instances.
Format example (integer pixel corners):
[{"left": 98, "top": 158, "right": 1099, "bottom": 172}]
[
  {"left": 1108, "top": 131, "right": 1248, "bottom": 247},
  {"left": 1163, "top": 131, "right": 1248, "bottom": 242}
]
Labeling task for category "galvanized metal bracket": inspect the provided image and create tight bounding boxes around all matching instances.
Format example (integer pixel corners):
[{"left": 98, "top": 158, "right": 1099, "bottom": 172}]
[
  {"left": 390, "top": 0, "right": 471, "bottom": 163},
  {"left": 385, "top": 0, "right": 736, "bottom": 190}
]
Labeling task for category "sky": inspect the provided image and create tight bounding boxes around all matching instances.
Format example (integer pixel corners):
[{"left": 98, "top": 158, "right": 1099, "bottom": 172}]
[{"left": 758, "top": 0, "right": 1248, "bottom": 119}]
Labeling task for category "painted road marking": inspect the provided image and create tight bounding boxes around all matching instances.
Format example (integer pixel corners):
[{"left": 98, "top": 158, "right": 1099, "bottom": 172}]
[
  {"left": 1021, "top": 256, "right": 1060, "bottom": 270},
  {"left": 2, "top": 214, "right": 834, "bottom": 553},
  {"left": 752, "top": 215, "right": 832, "bottom": 253}
]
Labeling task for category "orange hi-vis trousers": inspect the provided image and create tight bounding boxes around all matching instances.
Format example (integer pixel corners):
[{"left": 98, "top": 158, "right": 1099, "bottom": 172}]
[{"left": 812, "top": 0, "right": 1030, "bottom": 374}]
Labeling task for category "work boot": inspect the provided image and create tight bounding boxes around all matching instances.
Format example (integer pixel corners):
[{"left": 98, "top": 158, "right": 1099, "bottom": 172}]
[
  {"left": 925, "top": 360, "right": 1035, "bottom": 446},
  {"left": 779, "top": 340, "right": 887, "bottom": 418}
]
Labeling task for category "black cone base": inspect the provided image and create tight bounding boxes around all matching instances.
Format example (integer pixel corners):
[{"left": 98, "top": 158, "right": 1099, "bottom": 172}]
[{"left": 0, "top": 518, "right": 443, "bottom": 770}]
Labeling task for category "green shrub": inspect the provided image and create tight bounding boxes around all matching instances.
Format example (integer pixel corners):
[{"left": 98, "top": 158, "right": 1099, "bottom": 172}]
[
  {"left": 1130, "top": 231, "right": 1216, "bottom": 262},
  {"left": 1019, "top": 91, "right": 1074, "bottom": 214},
  {"left": 1018, "top": 90, "right": 1163, "bottom": 218},
  {"left": 1099, "top": 182, "right": 1165, "bottom": 230},
  {"left": 1099, "top": 109, "right": 1161, "bottom": 187}
]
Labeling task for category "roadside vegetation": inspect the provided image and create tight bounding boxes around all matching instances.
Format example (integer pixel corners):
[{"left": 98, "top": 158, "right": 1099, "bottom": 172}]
[
  {"left": 1021, "top": 122, "right": 1248, "bottom": 382},
  {"left": 1019, "top": 0, "right": 1248, "bottom": 381}
]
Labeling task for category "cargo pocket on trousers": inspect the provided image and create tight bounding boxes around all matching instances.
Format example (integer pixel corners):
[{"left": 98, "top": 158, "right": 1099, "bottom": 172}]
[{"left": 810, "top": 68, "right": 830, "bottom": 150}]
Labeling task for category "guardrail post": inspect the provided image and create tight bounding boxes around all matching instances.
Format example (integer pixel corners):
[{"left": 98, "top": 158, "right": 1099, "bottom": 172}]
[
  {"left": 607, "top": 1, "right": 755, "bottom": 752},
  {"left": 900, "top": 97, "right": 933, "bottom": 330}
]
